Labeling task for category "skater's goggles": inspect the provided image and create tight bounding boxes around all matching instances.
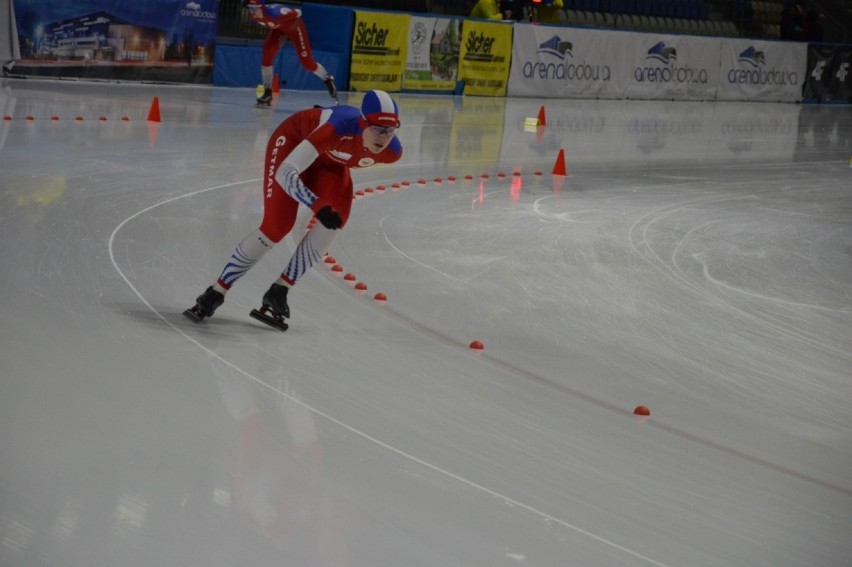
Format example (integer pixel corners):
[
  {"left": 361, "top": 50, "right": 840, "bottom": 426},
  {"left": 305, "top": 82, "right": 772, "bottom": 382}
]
[{"left": 366, "top": 123, "right": 398, "bottom": 136}]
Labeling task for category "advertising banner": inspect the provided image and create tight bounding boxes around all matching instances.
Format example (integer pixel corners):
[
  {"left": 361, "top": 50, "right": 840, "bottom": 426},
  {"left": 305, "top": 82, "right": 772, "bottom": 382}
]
[
  {"left": 835, "top": 47, "right": 852, "bottom": 101},
  {"left": 403, "top": 16, "right": 461, "bottom": 93},
  {"left": 508, "top": 23, "right": 622, "bottom": 99},
  {"left": 716, "top": 39, "right": 807, "bottom": 102},
  {"left": 8, "top": 0, "right": 217, "bottom": 83},
  {"left": 458, "top": 20, "right": 512, "bottom": 97},
  {"left": 802, "top": 44, "right": 852, "bottom": 102},
  {"left": 349, "top": 11, "right": 409, "bottom": 92},
  {"left": 2, "top": 0, "right": 19, "bottom": 62},
  {"left": 621, "top": 32, "right": 721, "bottom": 101},
  {"left": 803, "top": 45, "right": 839, "bottom": 101}
]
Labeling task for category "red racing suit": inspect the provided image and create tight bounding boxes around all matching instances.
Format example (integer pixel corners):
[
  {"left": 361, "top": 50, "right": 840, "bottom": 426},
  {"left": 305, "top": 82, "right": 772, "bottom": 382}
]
[
  {"left": 246, "top": 0, "right": 320, "bottom": 71},
  {"left": 260, "top": 105, "right": 403, "bottom": 242}
]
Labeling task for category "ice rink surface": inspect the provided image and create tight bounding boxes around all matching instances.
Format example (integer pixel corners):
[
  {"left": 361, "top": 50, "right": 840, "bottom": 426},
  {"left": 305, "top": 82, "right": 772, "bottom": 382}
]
[{"left": 1, "top": 78, "right": 851, "bottom": 566}]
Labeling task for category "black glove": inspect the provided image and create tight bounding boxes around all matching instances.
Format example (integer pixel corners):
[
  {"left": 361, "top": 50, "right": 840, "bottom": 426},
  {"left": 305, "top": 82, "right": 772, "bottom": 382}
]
[{"left": 316, "top": 205, "right": 343, "bottom": 230}]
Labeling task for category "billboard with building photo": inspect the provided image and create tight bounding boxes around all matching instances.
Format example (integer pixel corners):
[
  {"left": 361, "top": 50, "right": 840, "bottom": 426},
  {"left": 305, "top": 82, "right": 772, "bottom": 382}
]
[{"left": 8, "top": 0, "right": 217, "bottom": 83}]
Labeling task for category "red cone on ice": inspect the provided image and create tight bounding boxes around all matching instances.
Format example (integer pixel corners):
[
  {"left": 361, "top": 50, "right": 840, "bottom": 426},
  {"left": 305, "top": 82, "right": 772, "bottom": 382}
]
[
  {"left": 147, "top": 96, "right": 161, "bottom": 123},
  {"left": 552, "top": 148, "right": 567, "bottom": 176},
  {"left": 537, "top": 105, "right": 547, "bottom": 126}
]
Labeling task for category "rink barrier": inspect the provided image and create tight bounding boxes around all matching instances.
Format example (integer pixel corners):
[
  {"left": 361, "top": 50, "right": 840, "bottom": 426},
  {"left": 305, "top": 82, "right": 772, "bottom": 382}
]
[
  {"left": 801, "top": 43, "right": 852, "bottom": 103},
  {"left": 212, "top": 4, "right": 842, "bottom": 103},
  {"left": 6, "top": 1, "right": 847, "bottom": 102}
]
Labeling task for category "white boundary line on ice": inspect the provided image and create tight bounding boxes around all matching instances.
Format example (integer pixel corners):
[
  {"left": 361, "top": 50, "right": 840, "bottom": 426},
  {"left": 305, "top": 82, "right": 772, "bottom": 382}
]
[{"left": 108, "top": 181, "right": 671, "bottom": 567}]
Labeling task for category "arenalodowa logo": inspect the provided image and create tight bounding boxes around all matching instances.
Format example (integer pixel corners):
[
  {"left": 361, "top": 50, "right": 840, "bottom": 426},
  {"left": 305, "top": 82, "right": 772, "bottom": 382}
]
[
  {"left": 737, "top": 46, "right": 765, "bottom": 67},
  {"left": 523, "top": 34, "right": 610, "bottom": 82},
  {"left": 634, "top": 41, "right": 708, "bottom": 84},
  {"left": 181, "top": 1, "right": 216, "bottom": 20},
  {"left": 646, "top": 41, "right": 677, "bottom": 64},
  {"left": 537, "top": 35, "right": 573, "bottom": 59},
  {"left": 727, "top": 45, "right": 798, "bottom": 86}
]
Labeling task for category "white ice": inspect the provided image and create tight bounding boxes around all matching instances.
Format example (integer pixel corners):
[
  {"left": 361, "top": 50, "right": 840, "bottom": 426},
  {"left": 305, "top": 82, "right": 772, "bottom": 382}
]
[{"left": 1, "top": 79, "right": 851, "bottom": 567}]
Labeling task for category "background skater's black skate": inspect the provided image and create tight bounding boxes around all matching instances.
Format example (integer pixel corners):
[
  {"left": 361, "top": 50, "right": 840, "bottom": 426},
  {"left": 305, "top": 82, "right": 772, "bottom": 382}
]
[
  {"left": 249, "top": 283, "right": 289, "bottom": 332},
  {"left": 184, "top": 286, "right": 224, "bottom": 323},
  {"left": 255, "top": 87, "right": 273, "bottom": 107},
  {"left": 324, "top": 76, "right": 338, "bottom": 101}
]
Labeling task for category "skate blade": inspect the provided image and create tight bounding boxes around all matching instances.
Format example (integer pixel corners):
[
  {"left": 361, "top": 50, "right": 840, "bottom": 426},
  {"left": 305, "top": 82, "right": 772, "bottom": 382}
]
[
  {"left": 183, "top": 307, "right": 205, "bottom": 323},
  {"left": 249, "top": 308, "right": 288, "bottom": 332}
]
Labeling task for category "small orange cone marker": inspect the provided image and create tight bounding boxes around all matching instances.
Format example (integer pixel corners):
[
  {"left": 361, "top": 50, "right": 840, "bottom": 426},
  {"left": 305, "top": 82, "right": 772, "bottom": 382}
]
[
  {"left": 552, "top": 149, "right": 567, "bottom": 176},
  {"left": 147, "top": 96, "right": 161, "bottom": 122}
]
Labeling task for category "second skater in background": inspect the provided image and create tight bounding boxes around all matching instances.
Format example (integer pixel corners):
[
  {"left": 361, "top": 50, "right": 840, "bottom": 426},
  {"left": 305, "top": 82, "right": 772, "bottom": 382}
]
[{"left": 245, "top": 0, "right": 338, "bottom": 105}]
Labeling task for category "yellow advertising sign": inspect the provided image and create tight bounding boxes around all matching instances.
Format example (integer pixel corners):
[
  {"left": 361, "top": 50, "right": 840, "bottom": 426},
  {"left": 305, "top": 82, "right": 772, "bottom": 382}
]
[
  {"left": 458, "top": 20, "right": 513, "bottom": 97},
  {"left": 350, "top": 11, "right": 409, "bottom": 92}
]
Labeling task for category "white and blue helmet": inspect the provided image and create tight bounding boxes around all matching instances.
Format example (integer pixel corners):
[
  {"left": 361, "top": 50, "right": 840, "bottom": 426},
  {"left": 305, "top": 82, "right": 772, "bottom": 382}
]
[{"left": 360, "top": 90, "right": 400, "bottom": 128}]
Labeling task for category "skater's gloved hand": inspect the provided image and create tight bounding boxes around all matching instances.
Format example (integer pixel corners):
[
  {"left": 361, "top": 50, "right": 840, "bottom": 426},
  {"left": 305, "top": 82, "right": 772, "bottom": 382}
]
[{"left": 316, "top": 205, "right": 343, "bottom": 230}]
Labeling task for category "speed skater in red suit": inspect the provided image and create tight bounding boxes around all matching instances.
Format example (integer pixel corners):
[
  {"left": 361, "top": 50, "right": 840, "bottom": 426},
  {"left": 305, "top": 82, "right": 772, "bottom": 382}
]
[
  {"left": 184, "top": 90, "right": 403, "bottom": 330},
  {"left": 244, "top": 0, "right": 338, "bottom": 105}
]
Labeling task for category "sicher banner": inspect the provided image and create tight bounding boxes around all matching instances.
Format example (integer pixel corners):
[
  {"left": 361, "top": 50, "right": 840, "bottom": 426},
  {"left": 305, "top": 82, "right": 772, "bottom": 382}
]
[
  {"left": 458, "top": 20, "right": 512, "bottom": 97},
  {"left": 349, "top": 10, "right": 408, "bottom": 92}
]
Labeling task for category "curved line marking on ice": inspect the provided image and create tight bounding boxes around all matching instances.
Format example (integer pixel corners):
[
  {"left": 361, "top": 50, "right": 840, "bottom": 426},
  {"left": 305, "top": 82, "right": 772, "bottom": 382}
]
[{"left": 108, "top": 180, "right": 672, "bottom": 567}]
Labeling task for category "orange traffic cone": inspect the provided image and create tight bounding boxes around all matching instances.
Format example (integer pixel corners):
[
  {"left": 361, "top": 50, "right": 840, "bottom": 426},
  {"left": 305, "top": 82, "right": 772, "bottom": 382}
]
[
  {"left": 537, "top": 105, "right": 547, "bottom": 126},
  {"left": 147, "top": 96, "right": 161, "bottom": 122},
  {"left": 552, "top": 148, "right": 567, "bottom": 176},
  {"left": 272, "top": 73, "right": 280, "bottom": 93}
]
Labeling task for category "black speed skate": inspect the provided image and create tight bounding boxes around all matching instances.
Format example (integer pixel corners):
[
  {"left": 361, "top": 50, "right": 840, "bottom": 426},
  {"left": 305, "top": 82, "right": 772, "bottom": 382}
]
[
  {"left": 256, "top": 87, "right": 273, "bottom": 106},
  {"left": 324, "top": 76, "right": 338, "bottom": 100},
  {"left": 249, "top": 283, "right": 289, "bottom": 332},
  {"left": 184, "top": 286, "right": 224, "bottom": 323}
]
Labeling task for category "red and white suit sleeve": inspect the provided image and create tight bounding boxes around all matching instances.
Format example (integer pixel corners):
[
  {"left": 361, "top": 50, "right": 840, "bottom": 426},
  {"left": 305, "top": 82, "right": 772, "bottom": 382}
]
[{"left": 274, "top": 140, "right": 320, "bottom": 208}]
